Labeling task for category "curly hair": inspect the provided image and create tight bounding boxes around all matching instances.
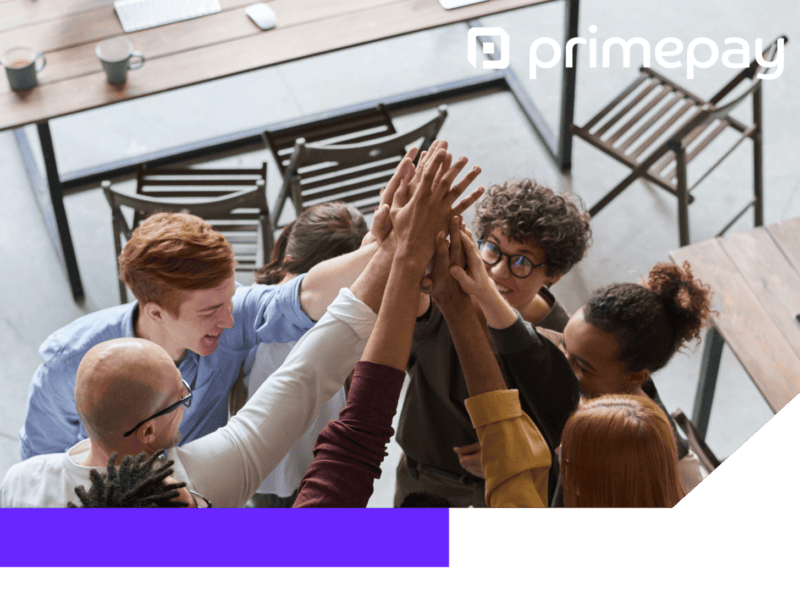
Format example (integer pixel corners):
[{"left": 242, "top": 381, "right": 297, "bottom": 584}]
[
  {"left": 584, "top": 262, "right": 714, "bottom": 373},
  {"left": 67, "top": 452, "right": 189, "bottom": 508},
  {"left": 255, "top": 202, "right": 367, "bottom": 285},
  {"left": 118, "top": 212, "right": 236, "bottom": 317},
  {"left": 472, "top": 179, "right": 592, "bottom": 277}
]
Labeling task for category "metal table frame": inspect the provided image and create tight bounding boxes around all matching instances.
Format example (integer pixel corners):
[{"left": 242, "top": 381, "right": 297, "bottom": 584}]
[{"left": 14, "top": 0, "right": 580, "bottom": 302}]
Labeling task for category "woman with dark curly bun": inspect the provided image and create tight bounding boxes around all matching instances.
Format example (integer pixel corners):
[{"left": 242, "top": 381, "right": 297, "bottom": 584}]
[
  {"left": 559, "top": 261, "right": 714, "bottom": 494},
  {"left": 562, "top": 262, "right": 713, "bottom": 399}
]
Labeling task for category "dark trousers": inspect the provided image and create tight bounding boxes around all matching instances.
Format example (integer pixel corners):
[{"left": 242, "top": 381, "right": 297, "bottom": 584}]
[{"left": 393, "top": 452, "right": 487, "bottom": 508}]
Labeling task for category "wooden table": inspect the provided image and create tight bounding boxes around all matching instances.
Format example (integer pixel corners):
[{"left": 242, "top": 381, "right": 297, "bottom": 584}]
[
  {"left": 670, "top": 218, "right": 800, "bottom": 438},
  {"left": 1, "top": 0, "right": 581, "bottom": 300}
]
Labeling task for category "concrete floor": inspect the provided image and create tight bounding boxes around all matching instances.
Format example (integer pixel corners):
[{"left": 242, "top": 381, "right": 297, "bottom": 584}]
[{"left": 1, "top": 0, "right": 797, "bottom": 506}]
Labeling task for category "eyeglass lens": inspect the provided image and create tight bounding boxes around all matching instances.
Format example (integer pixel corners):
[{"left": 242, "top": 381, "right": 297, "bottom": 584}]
[{"left": 479, "top": 241, "right": 533, "bottom": 278}]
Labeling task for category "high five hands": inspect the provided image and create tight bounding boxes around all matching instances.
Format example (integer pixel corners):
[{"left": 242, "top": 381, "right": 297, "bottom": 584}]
[
  {"left": 379, "top": 141, "right": 482, "bottom": 269},
  {"left": 363, "top": 140, "right": 483, "bottom": 252}
]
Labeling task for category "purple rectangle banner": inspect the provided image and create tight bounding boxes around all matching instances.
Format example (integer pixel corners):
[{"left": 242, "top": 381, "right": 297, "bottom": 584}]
[{"left": 0, "top": 508, "right": 449, "bottom": 567}]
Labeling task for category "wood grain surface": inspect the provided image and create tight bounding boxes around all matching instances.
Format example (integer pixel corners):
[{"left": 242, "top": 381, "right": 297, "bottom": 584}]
[
  {"left": 0, "top": 0, "right": 550, "bottom": 129},
  {"left": 671, "top": 230, "right": 800, "bottom": 413},
  {"left": 766, "top": 217, "right": 800, "bottom": 272}
]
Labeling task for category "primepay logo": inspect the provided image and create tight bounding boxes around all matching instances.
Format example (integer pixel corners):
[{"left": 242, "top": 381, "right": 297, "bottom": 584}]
[
  {"left": 467, "top": 27, "right": 510, "bottom": 70},
  {"left": 466, "top": 26, "right": 785, "bottom": 80}
]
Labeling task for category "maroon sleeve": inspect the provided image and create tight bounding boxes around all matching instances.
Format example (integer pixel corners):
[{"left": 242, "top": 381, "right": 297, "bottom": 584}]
[{"left": 293, "top": 360, "right": 406, "bottom": 508}]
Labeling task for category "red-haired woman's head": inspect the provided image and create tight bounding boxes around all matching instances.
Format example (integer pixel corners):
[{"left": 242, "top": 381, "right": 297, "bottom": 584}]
[{"left": 560, "top": 395, "right": 686, "bottom": 507}]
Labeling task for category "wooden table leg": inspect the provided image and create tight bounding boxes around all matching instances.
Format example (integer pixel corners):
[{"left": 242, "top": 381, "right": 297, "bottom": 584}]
[
  {"left": 558, "top": 0, "right": 580, "bottom": 172},
  {"left": 693, "top": 325, "right": 724, "bottom": 439},
  {"left": 35, "top": 122, "right": 85, "bottom": 302}
]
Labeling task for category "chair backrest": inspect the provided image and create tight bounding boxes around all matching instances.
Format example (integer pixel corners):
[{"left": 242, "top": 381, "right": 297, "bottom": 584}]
[
  {"left": 102, "top": 164, "right": 271, "bottom": 302},
  {"left": 673, "top": 35, "right": 786, "bottom": 142},
  {"left": 671, "top": 408, "right": 721, "bottom": 474},
  {"left": 118, "top": 163, "right": 269, "bottom": 232},
  {"left": 268, "top": 105, "right": 447, "bottom": 228},
  {"left": 264, "top": 103, "right": 397, "bottom": 177}
]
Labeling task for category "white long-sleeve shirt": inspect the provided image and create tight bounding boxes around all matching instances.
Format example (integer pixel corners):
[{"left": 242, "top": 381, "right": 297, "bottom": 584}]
[{"left": 1, "top": 289, "right": 376, "bottom": 508}]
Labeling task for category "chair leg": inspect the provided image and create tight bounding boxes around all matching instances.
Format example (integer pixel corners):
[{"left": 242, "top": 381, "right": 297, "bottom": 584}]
[
  {"left": 260, "top": 216, "right": 275, "bottom": 264},
  {"left": 290, "top": 176, "right": 304, "bottom": 219},
  {"left": 589, "top": 161, "right": 654, "bottom": 217},
  {"left": 674, "top": 143, "right": 690, "bottom": 247},
  {"left": 111, "top": 217, "right": 127, "bottom": 304},
  {"left": 753, "top": 87, "right": 764, "bottom": 227},
  {"left": 589, "top": 143, "right": 673, "bottom": 217}
]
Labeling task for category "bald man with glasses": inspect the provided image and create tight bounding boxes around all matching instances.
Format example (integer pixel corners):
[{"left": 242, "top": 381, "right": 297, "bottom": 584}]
[{"left": 1, "top": 271, "right": 380, "bottom": 509}]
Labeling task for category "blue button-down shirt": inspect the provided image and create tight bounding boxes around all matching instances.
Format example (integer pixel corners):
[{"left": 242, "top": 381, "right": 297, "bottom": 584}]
[{"left": 19, "top": 277, "right": 315, "bottom": 460}]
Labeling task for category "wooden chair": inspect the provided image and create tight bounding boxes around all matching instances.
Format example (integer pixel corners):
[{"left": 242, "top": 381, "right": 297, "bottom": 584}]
[
  {"left": 264, "top": 104, "right": 447, "bottom": 229},
  {"left": 102, "top": 163, "right": 271, "bottom": 303},
  {"left": 573, "top": 36, "right": 787, "bottom": 246},
  {"left": 671, "top": 408, "right": 722, "bottom": 474}
]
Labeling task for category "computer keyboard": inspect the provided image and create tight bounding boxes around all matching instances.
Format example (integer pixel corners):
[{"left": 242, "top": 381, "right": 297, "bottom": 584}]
[{"left": 114, "top": 0, "right": 222, "bottom": 33}]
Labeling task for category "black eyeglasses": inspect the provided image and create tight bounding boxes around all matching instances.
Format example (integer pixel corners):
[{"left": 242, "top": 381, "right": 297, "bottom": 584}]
[
  {"left": 123, "top": 379, "right": 192, "bottom": 437},
  {"left": 477, "top": 239, "right": 546, "bottom": 279}
]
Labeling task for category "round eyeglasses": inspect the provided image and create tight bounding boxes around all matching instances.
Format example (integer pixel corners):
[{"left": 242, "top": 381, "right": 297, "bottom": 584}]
[{"left": 477, "top": 239, "right": 547, "bottom": 279}]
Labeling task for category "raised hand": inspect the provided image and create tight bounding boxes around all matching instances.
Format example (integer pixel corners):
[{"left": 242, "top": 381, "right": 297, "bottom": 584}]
[
  {"left": 362, "top": 148, "right": 418, "bottom": 245},
  {"left": 448, "top": 226, "right": 497, "bottom": 303},
  {"left": 408, "top": 139, "right": 448, "bottom": 198},
  {"left": 408, "top": 139, "right": 484, "bottom": 223},
  {"left": 390, "top": 149, "right": 472, "bottom": 264},
  {"left": 450, "top": 226, "right": 517, "bottom": 330},
  {"left": 429, "top": 216, "right": 471, "bottom": 312},
  {"left": 379, "top": 146, "right": 418, "bottom": 212}
]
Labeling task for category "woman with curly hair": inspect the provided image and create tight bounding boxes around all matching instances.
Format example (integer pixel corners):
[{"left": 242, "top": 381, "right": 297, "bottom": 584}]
[
  {"left": 550, "top": 261, "right": 714, "bottom": 494},
  {"left": 394, "top": 150, "right": 592, "bottom": 507},
  {"left": 469, "top": 179, "right": 592, "bottom": 322},
  {"left": 561, "top": 262, "right": 713, "bottom": 401}
]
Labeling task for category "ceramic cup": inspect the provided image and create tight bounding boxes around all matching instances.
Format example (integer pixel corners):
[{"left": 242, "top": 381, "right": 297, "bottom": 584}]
[
  {"left": 2, "top": 47, "right": 46, "bottom": 91},
  {"left": 96, "top": 38, "right": 145, "bottom": 84}
]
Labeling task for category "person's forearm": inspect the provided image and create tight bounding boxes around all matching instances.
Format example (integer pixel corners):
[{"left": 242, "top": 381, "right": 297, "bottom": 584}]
[
  {"left": 489, "top": 316, "right": 580, "bottom": 449},
  {"left": 362, "top": 251, "right": 428, "bottom": 371},
  {"left": 466, "top": 390, "right": 551, "bottom": 508},
  {"left": 349, "top": 242, "right": 395, "bottom": 314},
  {"left": 294, "top": 361, "right": 406, "bottom": 508},
  {"left": 300, "top": 242, "right": 380, "bottom": 321},
  {"left": 473, "top": 284, "right": 517, "bottom": 330},
  {"left": 439, "top": 300, "right": 506, "bottom": 397}
]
